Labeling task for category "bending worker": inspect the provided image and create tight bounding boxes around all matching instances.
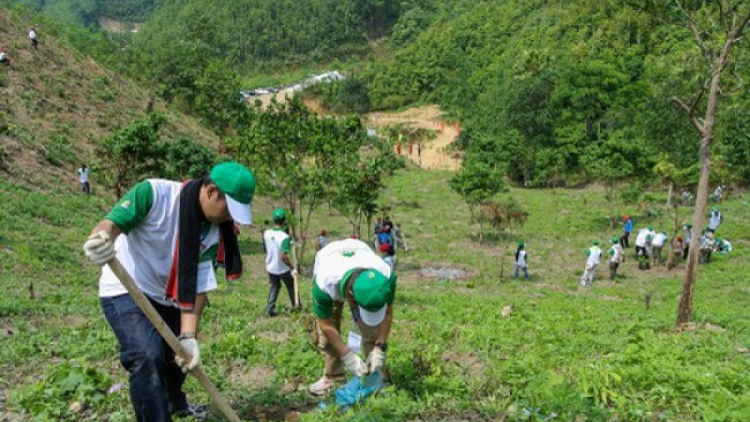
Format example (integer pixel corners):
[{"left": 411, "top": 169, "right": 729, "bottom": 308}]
[
  {"left": 83, "top": 162, "right": 255, "bottom": 421},
  {"left": 308, "top": 238, "right": 397, "bottom": 396}
]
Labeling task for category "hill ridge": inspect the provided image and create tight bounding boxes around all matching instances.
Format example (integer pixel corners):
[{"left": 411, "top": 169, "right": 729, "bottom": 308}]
[{"left": 0, "top": 10, "right": 217, "bottom": 192}]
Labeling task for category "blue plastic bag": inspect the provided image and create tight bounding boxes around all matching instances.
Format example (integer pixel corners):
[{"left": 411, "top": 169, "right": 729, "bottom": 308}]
[{"left": 318, "top": 371, "right": 383, "bottom": 410}]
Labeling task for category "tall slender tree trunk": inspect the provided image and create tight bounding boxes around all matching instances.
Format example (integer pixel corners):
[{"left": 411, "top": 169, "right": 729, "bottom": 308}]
[
  {"left": 676, "top": 69, "right": 722, "bottom": 325},
  {"left": 666, "top": 181, "right": 674, "bottom": 208}
]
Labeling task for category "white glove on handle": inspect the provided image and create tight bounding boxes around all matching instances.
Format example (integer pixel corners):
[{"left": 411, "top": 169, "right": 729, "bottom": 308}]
[
  {"left": 366, "top": 347, "right": 386, "bottom": 374},
  {"left": 83, "top": 230, "right": 115, "bottom": 265},
  {"left": 343, "top": 352, "right": 368, "bottom": 377},
  {"left": 175, "top": 338, "right": 200, "bottom": 373}
]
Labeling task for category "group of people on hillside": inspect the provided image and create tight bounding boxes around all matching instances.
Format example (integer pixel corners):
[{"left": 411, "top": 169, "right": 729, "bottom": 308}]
[
  {"left": 579, "top": 202, "right": 731, "bottom": 287},
  {"left": 373, "top": 216, "right": 406, "bottom": 272},
  {"left": 0, "top": 28, "right": 39, "bottom": 67},
  {"left": 82, "top": 162, "right": 398, "bottom": 421}
]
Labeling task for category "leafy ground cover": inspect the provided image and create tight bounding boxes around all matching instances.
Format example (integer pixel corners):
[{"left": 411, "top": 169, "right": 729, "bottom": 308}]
[{"left": 1, "top": 169, "right": 749, "bottom": 422}]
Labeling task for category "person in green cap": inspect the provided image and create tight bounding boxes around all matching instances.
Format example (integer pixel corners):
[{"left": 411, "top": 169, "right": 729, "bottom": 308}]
[
  {"left": 707, "top": 208, "right": 722, "bottom": 233},
  {"left": 263, "top": 208, "right": 300, "bottom": 317},
  {"left": 82, "top": 161, "right": 255, "bottom": 421},
  {"left": 513, "top": 241, "right": 530, "bottom": 280},
  {"left": 683, "top": 222, "right": 692, "bottom": 260},
  {"left": 607, "top": 236, "right": 625, "bottom": 281},
  {"left": 580, "top": 240, "right": 602, "bottom": 287},
  {"left": 308, "top": 238, "right": 397, "bottom": 396}
]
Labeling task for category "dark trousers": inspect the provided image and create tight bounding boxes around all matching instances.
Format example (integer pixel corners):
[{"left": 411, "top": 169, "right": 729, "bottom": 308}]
[
  {"left": 81, "top": 181, "right": 90, "bottom": 195},
  {"left": 683, "top": 244, "right": 690, "bottom": 260},
  {"left": 609, "top": 262, "right": 619, "bottom": 280},
  {"left": 265, "top": 271, "right": 296, "bottom": 314},
  {"left": 620, "top": 232, "right": 630, "bottom": 248},
  {"left": 31, "top": 39, "right": 37, "bottom": 50},
  {"left": 635, "top": 245, "right": 648, "bottom": 258},
  {"left": 101, "top": 294, "right": 188, "bottom": 422}
]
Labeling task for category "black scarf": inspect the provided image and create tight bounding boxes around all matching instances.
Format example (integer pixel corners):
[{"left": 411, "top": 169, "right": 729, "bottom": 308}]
[{"left": 173, "top": 178, "right": 242, "bottom": 308}]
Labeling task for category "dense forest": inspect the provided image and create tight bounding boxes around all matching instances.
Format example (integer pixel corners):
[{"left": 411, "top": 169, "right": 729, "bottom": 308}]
[{"left": 0, "top": 0, "right": 161, "bottom": 26}]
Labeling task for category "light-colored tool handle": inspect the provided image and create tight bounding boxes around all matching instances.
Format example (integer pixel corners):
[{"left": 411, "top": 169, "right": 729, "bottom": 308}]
[
  {"left": 290, "top": 242, "right": 301, "bottom": 307},
  {"left": 107, "top": 258, "right": 242, "bottom": 422}
]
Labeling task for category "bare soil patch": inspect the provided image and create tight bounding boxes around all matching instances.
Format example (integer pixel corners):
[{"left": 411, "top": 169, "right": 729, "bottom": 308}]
[
  {"left": 228, "top": 363, "right": 276, "bottom": 389},
  {"left": 419, "top": 266, "right": 470, "bottom": 280}
]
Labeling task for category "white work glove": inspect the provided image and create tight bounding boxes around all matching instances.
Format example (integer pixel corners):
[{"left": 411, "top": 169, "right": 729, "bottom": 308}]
[
  {"left": 343, "top": 352, "right": 368, "bottom": 377},
  {"left": 83, "top": 230, "right": 115, "bottom": 265},
  {"left": 366, "top": 347, "right": 386, "bottom": 374},
  {"left": 291, "top": 268, "right": 298, "bottom": 278},
  {"left": 175, "top": 338, "right": 200, "bottom": 373}
]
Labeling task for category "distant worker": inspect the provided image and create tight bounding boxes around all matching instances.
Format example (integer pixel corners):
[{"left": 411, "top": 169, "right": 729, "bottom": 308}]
[
  {"left": 29, "top": 28, "right": 38, "bottom": 50},
  {"left": 263, "top": 208, "right": 299, "bottom": 317},
  {"left": 683, "top": 222, "right": 692, "bottom": 260},
  {"left": 668, "top": 235, "right": 684, "bottom": 270},
  {"left": 651, "top": 231, "right": 668, "bottom": 263},
  {"left": 380, "top": 243, "right": 397, "bottom": 272},
  {"left": 316, "top": 230, "right": 328, "bottom": 251},
  {"left": 634, "top": 226, "right": 654, "bottom": 259},
  {"left": 76, "top": 164, "right": 91, "bottom": 195},
  {"left": 0, "top": 47, "right": 10, "bottom": 66},
  {"left": 377, "top": 226, "right": 392, "bottom": 248},
  {"left": 607, "top": 236, "right": 624, "bottom": 281},
  {"left": 513, "top": 241, "right": 530, "bottom": 280},
  {"left": 681, "top": 189, "right": 693, "bottom": 205},
  {"left": 711, "top": 185, "right": 723, "bottom": 203},
  {"left": 715, "top": 237, "right": 732, "bottom": 255},
  {"left": 707, "top": 208, "right": 722, "bottom": 233},
  {"left": 580, "top": 240, "right": 602, "bottom": 287},
  {"left": 620, "top": 215, "right": 633, "bottom": 248}
]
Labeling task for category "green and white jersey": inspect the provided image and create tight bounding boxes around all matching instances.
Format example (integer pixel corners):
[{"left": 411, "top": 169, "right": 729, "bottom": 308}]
[
  {"left": 312, "top": 239, "right": 394, "bottom": 319},
  {"left": 264, "top": 227, "right": 291, "bottom": 275},
  {"left": 98, "top": 180, "right": 220, "bottom": 306}
]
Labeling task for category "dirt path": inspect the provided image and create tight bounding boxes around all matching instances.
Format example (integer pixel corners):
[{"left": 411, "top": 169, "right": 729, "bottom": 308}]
[
  {"left": 255, "top": 90, "right": 461, "bottom": 171},
  {"left": 364, "top": 106, "right": 461, "bottom": 171}
]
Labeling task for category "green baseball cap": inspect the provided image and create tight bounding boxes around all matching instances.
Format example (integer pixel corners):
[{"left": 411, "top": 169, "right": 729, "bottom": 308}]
[
  {"left": 518, "top": 241, "right": 525, "bottom": 248},
  {"left": 593, "top": 240, "right": 600, "bottom": 246},
  {"left": 647, "top": 225, "right": 654, "bottom": 231},
  {"left": 272, "top": 207, "right": 286, "bottom": 223},
  {"left": 348, "top": 269, "right": 391, "bottom": 326},
  {"left": 210, "top": 162, "right": 256, "bottom": 225},
  {"left": 610, "top": 236, "right": 618, "bottom": 243}
]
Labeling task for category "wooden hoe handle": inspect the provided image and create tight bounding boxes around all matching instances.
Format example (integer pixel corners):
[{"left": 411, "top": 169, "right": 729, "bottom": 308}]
[{"left": 107, "top": 258, "right": 243, "bottom": 422}]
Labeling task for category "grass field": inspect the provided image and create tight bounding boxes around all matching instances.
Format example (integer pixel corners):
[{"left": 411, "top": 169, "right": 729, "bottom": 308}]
[{"left": 1, "top": 168, "right": 749, "bottom": 422}]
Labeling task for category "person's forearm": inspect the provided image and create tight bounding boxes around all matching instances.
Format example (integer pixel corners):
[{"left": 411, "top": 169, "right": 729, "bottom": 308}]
[
  {"left": 89, "top": 219, "right": 122, "bottom": 239},
  {"left": 319, "top": 319, "right": 349, "bottom": 357},
  {"left": 376, "top": 307, "right": 393, "bottom": 344},
  {"left": 180, "top": 293, "right": 207, "bottom": 336}
]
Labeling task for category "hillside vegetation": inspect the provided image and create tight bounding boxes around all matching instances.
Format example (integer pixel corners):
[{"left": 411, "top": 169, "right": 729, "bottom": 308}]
[
  {"left": 0, "top": 9, "right": 218, "bottom": 191},
  {"left": 2, "top": 169, "right": 749, "bottom": 421},
  {"left": 364, "top": 0, "right": 750, "bottom": 186},
  {"left": 0, "top": 0, "right": 161, "bottom": 27}
]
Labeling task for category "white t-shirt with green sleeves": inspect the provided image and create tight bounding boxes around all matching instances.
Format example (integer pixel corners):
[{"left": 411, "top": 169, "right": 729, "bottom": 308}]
[
  {"left": 98, "top": 180, "right": 220, "bottom": 306},
  {"left": 312, "top": 239, "right": 394, "bottom": 319},
  {"left": 264, "top": 227, "right": 291, "bottom": 275}
]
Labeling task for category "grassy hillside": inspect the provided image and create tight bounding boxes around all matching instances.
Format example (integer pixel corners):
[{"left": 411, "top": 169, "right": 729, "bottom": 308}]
[
  {"left": 1, "top": 167, "right": 749, "bottom": 421},
  {"left": 0, "top": 9, "right": 218, "bottom": 191}
]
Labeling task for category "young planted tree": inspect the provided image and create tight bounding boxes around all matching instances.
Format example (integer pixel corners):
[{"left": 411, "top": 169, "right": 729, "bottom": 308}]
[
  {"left": 479, "top": 199, "right": 529, "bottom": 281},
  {"left": 449, "top": 136, "right": 508, "bottom": 242},
  {"left": 229, "top": 97, "right": 364, "bottom": 262},
  {"left": 330, "top": 136, "right": 403, "bottom": 238},
  {"left": 672, "top": 0, "right": 750, "bottom": 325},
  {"left": 96, "top": 113, "right": 167, "bottom": 197}
]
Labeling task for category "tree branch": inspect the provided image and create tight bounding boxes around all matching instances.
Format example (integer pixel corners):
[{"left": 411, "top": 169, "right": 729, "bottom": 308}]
[
  {"left": 716, "top": 0, "right": 727, "bottom": 29},
  {"left": 671, "top": 96, "right": 705, "bottom": 134},
  {"left": 676, "top": 0, "right": 710, "bottom": 61}
]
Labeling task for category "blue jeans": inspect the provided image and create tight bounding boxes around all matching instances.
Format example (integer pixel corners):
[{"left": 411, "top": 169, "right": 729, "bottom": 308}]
[
  {"left": 514, "top": 264, "right": 530, "bottom": 279},
  {"left": 101, "top": 294, "right": 188, "bottom": 422}
]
